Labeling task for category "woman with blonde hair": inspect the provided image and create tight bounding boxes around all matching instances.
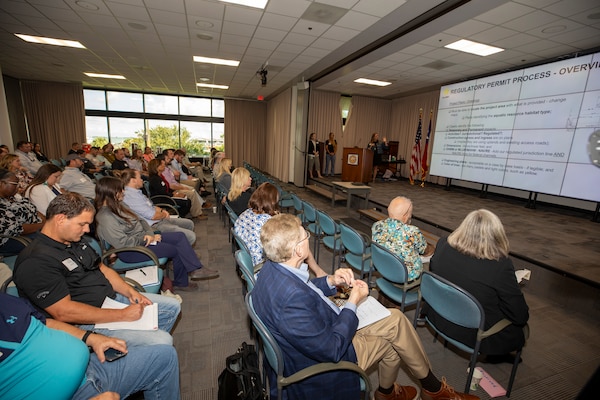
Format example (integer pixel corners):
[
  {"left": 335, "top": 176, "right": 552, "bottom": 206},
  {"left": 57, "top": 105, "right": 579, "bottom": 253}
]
[
  {"left": 227, "top": 167, "right": 253, "bottom": 216},
  {"left": 215, "top": 157, "right": 233, "bottom": 192},
  {"left": 427, "top": 209, "right": 529, "bottom": 362},
  {"left": 0, "top": 153, "right": 33, "bottom": 194}
]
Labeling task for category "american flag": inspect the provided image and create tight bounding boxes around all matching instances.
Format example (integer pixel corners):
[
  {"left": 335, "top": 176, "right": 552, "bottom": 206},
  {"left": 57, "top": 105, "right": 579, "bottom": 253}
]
[
  {"left": 409, "top": 109, "right": 423, "bottom": 185},
  {"left": 420, "top": 110, "right": 432, "bottom": 184}
]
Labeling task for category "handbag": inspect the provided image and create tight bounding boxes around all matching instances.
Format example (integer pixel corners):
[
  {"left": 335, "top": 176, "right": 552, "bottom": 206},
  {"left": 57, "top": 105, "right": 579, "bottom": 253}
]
[{"left": 218, "top": 342, "right": 266, "bottom": 400}]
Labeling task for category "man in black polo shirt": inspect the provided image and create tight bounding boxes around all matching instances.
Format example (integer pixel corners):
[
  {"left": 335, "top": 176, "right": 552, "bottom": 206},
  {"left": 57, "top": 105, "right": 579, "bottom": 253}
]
[
  {"left": 110, "top": 148, "right": 129, "bottom": 171},
  {"left": 13, "top": 192, "right": 181, "bottom": 347}
]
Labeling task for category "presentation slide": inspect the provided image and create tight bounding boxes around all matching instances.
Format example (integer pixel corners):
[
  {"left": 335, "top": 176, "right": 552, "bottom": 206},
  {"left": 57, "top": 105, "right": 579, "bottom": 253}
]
[{"left": 430, "top": 51, "right": 600, "bottom": 202}]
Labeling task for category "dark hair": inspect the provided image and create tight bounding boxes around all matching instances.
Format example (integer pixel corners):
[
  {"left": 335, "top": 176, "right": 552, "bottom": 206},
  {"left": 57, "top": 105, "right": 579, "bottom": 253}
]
[
  {"left": 16, "top": 141, "right": 29, "bottom": 150},
  {"left": 0, "top": 168, "right": 14, "bottom": 180},
  {"left": 94, "top": 176, "right": 138, "bottom": 223},
  {"left": 248, "top": 182, "right": 279, "bottom": 216},
  {"left": 174, "top": 149, "right": 185, "bottom": 157},
  {"left": 46, "top": 192, "right": 95, "bottom": 219},
  {"left": 147, "top": 158, "right": 163, "bottom": 176},
  {"left": 24, "top": 163, "right": 62, "bottom": 194},
  {"left": 120, "top": 168, "right": 139, "bottom": 185}
]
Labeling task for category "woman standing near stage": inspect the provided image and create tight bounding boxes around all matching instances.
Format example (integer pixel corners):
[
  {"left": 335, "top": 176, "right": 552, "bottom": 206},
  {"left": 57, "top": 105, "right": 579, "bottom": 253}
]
[
  {"left": 367, "top": 132, "right": 388, "bottom": 182},
  {"left": 307, "top": 133, "right": 323, "bottom": 179},
  {"left": 427, "top": 209, "right": 529, "bottom": 361},
  {"left": 324, "top": 132, "right": 337, "bottom": 177}
]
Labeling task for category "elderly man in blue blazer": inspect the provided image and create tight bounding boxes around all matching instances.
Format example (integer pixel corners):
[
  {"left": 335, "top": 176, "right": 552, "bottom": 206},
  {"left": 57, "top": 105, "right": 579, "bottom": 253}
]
[{"left": 252, "top": 213, "right": 478, "bottom": 400}]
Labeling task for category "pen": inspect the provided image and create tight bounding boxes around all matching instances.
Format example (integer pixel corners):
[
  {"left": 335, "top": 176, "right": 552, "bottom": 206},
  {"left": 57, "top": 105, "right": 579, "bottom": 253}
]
[{"left": 141, "top": 269, "right": 147, "bottom": 276}]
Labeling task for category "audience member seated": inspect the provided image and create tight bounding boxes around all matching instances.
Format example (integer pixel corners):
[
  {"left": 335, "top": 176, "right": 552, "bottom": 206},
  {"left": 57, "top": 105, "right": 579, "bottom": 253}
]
[
  {"left": 0, "top": 144, "right": 9, "bottom": 157},
  {"left": 102, "top": 143, "right": 116, "bottom": 165},
  {"left": 121, "top": 169, "right": 196, "bottom": 246},
  {"left": 179, "top": 148, "right": 203, "bottom": 179},
  {"left": 234, "top": 182, "right": 280, "bottom": 267},
  {"left": 77, "top": 149, "right": 103, "bottom": 178},
  {"left": 32, "top": 142, "right": 49, "bottom": 163},
  {"left": 427, "top": 209, "right": 529, "bottom": 363},
  {"left": 128, "top": 148, "right": 148, "bottom": 174},
  {"left": 13, "top": 192, "right": 181, "bottom": 346},
  {"left": 252, "top": 213, "right": 478, "bottom": 400},
  {"left": 147, "top": 158, "right": 192, "bottom": 218},
  {"left": 94, "top": 177, "right": 219, "bottom": 292},
  {"left": 0, "top": 169, "right": 45, "bottom": 255},
  {"left": 215, "top": 157, "right": 233, "bottom": 196},
  {"left": 24, "top": 163, "right": 64, "bottom": 216},
  {"left": 110, "top": 148, "right": 129, "bottom": 171},
  {"left": 0, "top": 293, "right": 181, "bottom": 399},
  {"left": 211, "top": 151, "right": 225, "bottom": 176},
  {"left": 87, "top": 146, "right": 109, "bottom": 170},
  {"left": 170, "top": 149, "right": 203, "bottom": 191},
  {"left": 0, "top": 153, "right": 33, "bottom": 194},
  {"left": 372, "top": 196, "right": 433, "bottom": 282},
  {"left": 68, "top": 142, "right": 82, "bottom": 155},
  {"left": 60, "top": 153, "right": 97, "bottom": 200},
  {"left": 158, "top": 154, "right": 210, "bottom": 217},
  {"left": 143, "top": 146, "right": 155, "bottom": 163},
  {"left": 14, "top": 141, "right": 43, "bottom": 175},
  {"left": 227, "top": 167, "right": 253, "bottom": 216}
]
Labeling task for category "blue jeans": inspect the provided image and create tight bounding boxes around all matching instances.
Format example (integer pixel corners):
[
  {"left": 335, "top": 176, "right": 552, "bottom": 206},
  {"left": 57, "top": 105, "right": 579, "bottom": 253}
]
[
  {"left": 118, "top": 231, "right": 204, "bottom": 287},
  {"left": 72, "top": 344, "right": 180, "bottom": 400},
  {"left": 325, "top": 153, "right": 335, "bottom": 176},
  {"left": 79, "top": 293, "right": 181, "bottom": 347}
]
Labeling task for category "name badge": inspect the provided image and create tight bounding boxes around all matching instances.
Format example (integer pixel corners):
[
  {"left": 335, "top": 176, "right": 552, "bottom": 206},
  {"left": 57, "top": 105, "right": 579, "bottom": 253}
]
[
  {"left": 80, "top": 177, "right": 87, "bottom": 182},
  {"left": 62, "top": 258, "right": 79, "bottom": 271}
]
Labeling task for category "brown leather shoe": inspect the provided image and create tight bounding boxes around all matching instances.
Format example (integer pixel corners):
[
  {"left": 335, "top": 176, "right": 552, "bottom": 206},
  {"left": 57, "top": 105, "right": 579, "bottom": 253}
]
[
  {"left": 374, "top": 383, "right": 418, "bottom": 400},
  {"left": 202, "top": 201, "right": 213, "bottom": 209},
  {"left": 189, "top": 267, "right": 219, "bottom": 280},
  {"left": 421, "top": 378, "right": 479, "bottom": 400}
]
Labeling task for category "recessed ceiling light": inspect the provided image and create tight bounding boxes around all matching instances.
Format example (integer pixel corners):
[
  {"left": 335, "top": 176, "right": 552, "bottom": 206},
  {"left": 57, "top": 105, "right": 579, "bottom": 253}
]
[
  {"left": 199, "top": 77, "right": 211, "bottom": 81},
  {"left": 193, "top": 56, "right": 239, "bottom": 67},
  {"left": 84, "top": 72, "right": 126, "bottom": 79},
  {"left": 196, "top": 33, "right": 213, "bottom": 40},
  {"left": 196, "top": 83, "right": 229, "bottom": 89},
  {"left": 444, "top": 39, "right": 503, "bottom": 56},
  {"left": 195, "top": 20, "right": 214, "bottom": 28},
  {"left": 219, "top": 0, "right": 268, "bottom": 9},
  {"left": 588, "top": 12, "right": 600, "bottom": 20},
  {"left": 354, "top": 78, "right": 391, "bottom": 87},
  {"left": 15, "top": 34, "right": 86, "bottom": 49},
  {"left": 75, "top": 1, "right": 99, "bottom": 11},
  {"left": 128, "top": 22, "right": 147, "bottom": 30}
]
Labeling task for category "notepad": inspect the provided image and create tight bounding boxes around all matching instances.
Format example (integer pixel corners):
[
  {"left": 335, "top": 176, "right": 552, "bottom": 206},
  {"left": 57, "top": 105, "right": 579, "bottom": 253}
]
[
  {"left": 355, "top": 296, "right": 391, "bottom": 329},
  {"left": 95, "top": 296, "right": 159, "bottom": 331},
  {"left": 515, "top": 269, "right": 531, "bottom": 284},
  {"left": 125, "top": 266, "right": 159, "bottom": 286}
]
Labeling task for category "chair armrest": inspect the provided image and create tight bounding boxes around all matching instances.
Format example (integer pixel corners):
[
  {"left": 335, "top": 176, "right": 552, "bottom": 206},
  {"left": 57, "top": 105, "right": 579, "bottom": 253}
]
[
  {"left": 150, "top": 195, "right": 177, "bottom": 206},
  {"left": 101, "top": 246, "right": 162, "bottom": 270},
  {"left": 280, "top": 361, "right": 371, "bottom": 394},
  {"left": 154, "top": 203, "right": 180, "bottom": 216},
  {"left": 1, "top": 276, "right": 14, "bottom": 294},
  {"left": 122, "top": 276, "right": 146, "bottom": 292},
  {"left": 0, "top": 235, "right": 33, "bottom": 247}
]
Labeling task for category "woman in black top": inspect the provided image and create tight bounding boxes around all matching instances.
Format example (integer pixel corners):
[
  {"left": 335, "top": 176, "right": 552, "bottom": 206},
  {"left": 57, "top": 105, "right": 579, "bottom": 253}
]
[{"left": 147, "top": 159, "right": 191, "bottom": 217}]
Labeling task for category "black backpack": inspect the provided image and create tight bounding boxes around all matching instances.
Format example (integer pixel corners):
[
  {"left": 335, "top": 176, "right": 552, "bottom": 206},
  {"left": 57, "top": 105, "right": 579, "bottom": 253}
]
[{"left": 218, "top": 342, "right": 266, "bottom": 400}]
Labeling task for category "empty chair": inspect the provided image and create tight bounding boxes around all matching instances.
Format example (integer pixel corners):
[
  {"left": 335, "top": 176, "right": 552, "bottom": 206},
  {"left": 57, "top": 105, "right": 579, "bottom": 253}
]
[
  {"left": 338, "top": 222, "right": 372, "bottom": 285},
  {"left": 300, "top": 200, "right": 320, "bottom": 257},
  {"left": 245, "top": 292, "right": 371, "bottom": 399},
  {"left": 235, "top": 249, "right": 256, "bottom": 293},
  {"left": 414, "top": 271, "right": 525, "bottom": 397},
  {"left": 370, "top": 242, "right": 420, "bottom": 312},
  {"left": 290, "top": 192, "right": 303, "bottom": 217},
  {"left": 315, "top": 209, "right": 343, "bottom": 271}
]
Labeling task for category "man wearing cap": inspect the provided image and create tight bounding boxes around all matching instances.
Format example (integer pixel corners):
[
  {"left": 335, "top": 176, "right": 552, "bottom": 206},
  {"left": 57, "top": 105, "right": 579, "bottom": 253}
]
[{"left": 60, "top": 153, "right": 96, "bottom": 200}]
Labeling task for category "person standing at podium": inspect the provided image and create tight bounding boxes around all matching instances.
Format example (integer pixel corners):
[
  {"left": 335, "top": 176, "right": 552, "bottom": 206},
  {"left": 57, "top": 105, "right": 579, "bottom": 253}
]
[
  {"left": 307, "top": 132, "right": 323, "bottom": 179},
  {"left": 324, "top": 132, "right": 337, "bottom": 177},
  {"left": 367, "top": 132, "right": 388, "bottom": 182}
]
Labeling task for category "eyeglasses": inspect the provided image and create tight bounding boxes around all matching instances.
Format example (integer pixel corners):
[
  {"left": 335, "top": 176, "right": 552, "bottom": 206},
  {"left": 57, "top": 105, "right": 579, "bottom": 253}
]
[{"left": 295, "top": 229, "right": 310, "bottom": 247}]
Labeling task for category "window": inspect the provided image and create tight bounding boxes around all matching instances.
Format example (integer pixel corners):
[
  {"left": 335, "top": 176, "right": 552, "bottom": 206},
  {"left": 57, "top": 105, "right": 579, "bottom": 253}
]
[{"left": 83, "top": 89, "right": 225, "bottom": 156}]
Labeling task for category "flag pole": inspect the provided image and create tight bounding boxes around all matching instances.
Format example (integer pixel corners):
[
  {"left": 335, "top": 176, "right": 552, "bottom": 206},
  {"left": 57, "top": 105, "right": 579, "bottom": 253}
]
[
  {"left": 420, "top": 109, "right": 433, "bottom": 187},
  {"left": 409, "top": 108, "right": 423, "bottom": 185}
]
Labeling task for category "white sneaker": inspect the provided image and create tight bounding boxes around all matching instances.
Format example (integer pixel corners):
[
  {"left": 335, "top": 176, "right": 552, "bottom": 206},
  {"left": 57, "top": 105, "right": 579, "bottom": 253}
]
[{"left": 161, "top": 289, "right": 183, "bottom": 304}]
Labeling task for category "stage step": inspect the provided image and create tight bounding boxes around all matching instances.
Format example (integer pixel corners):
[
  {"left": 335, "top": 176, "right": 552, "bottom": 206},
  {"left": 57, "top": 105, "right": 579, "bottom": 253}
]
[{"left": 305, "top": 184, "right": 346, "bottom": 202}]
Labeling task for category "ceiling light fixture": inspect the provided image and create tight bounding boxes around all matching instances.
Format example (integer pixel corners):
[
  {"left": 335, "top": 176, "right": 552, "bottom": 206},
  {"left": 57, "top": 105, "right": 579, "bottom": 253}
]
[
  {"left": 354, "top": 78, "right": 391, "bottom": 87},
  {"left": 444, "top": 39, "right": 503, "bottom": 56},
  {"left": 196, "top": 83, "right": 229, "bottom": 89},
  {"left": 15, "top": 34, "right": 86, "bottom": 49},
  {"left": 75, "top": 1, "right": 99, "bottom": 11},
  {"left": 219, "top": 0, "right": 268, "bottom": 9},
  {"left": 84, "top": 72, "right": 126, "bottom": 79},
  {"left": 193, "top": 56, "right": 239, "bottom": 67}
]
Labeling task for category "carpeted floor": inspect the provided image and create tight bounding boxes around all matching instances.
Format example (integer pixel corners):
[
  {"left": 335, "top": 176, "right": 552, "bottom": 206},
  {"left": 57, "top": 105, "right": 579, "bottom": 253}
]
[{"left": 172, "top": 173, "right": 599, "bottom": 400}]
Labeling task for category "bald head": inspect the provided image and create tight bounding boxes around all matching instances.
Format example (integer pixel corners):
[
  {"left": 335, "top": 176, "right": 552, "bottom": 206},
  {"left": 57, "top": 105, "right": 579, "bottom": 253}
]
[{"left": 388, "top": 196, "right": 413, "bottom": 223}]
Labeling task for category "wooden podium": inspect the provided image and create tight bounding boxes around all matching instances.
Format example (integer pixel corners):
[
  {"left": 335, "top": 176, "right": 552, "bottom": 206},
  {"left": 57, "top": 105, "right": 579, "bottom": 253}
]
[{"left": 341, "top": 147, "right": 373, "bottom": 183}]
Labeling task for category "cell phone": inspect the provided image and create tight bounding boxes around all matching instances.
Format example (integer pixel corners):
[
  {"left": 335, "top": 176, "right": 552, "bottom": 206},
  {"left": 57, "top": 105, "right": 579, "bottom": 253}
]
[{"left": 104, "top": 348, "right": 126, "bottom": 362}]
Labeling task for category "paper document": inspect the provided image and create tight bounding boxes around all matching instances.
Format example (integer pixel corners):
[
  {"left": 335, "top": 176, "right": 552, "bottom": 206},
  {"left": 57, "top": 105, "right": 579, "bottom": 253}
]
[
  {"left": 125, "top": 266, "right": 159, "bottom": 286},
  {"left": 515, "top": 269, "right": 531, "bottom": 284},
  {"left": 95, "top": 296, "right": 158, "bottom": 331},
  {"left": 355, "top": 296, "right": 391, "bottom": 330}
]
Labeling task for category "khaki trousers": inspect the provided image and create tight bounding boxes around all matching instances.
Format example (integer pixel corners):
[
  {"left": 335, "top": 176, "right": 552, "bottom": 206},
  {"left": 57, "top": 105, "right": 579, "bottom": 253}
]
[{"left": 352, "top": 309, "right": 431, "bottom": 388}]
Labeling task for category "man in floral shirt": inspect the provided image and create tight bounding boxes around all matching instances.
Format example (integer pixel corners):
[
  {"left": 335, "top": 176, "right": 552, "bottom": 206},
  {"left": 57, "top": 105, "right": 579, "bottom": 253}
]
[{"left": 372, "top": 196, "right": 430, "bottom": 281}]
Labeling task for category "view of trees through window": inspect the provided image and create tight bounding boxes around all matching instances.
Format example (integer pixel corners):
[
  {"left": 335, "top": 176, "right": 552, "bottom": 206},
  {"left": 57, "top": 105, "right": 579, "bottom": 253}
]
[{"left": 84, "top": 89, "right": 224, "bottom": 156}]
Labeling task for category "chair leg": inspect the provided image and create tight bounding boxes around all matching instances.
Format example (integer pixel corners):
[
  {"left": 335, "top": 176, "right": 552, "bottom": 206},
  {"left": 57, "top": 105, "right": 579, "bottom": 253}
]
[
  {"left": 506, "top": 348, "right": 522, "bottom": 397},
  {"left": 464, "top": 356, "right": 478, "bottom": 394}
]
